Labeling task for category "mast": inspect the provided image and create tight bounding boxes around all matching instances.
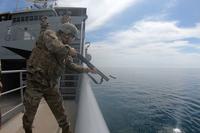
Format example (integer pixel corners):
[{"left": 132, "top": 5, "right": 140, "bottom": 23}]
[
  {"left": 16, "top": 0, "right": 20, "bottom": 11},
  {"left": 26, "top": 0, "right": 57, "bottom": 9}
]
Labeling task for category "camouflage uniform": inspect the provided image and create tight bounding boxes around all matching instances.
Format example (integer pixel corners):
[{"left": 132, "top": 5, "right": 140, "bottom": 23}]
[{"left": 22, "top": 29, "right": 87, "bottom": 132}]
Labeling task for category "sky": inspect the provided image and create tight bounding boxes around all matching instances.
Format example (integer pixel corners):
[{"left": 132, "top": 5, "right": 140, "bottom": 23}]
[{"left": 0, "top": 0, "right": 200, "bottom": 68}]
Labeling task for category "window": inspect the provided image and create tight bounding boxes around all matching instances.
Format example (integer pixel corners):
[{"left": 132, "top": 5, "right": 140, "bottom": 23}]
[
  {"left": 25, "top": 16, "right": 29, "bottom": 21},
  {"left": 34, "top": 16, "right": 38, "bottom": 21},
  {"left": 16, "top": 17, "right": 20, "bottom": 22},
  {"left": 13, "top": 18, "right": 16, "bottom": 23},
  {"left": 29, "top": 16, "right": 33, "bottom": 21},
  {"left": 58, "top": 10, "right": 65, "bottom": 16},
  {"left": 21, "top": 17, "right": 25, "bottom": 22}
]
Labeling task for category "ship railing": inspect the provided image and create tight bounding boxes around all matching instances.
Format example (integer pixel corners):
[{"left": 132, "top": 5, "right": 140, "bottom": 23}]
[
  {"left": 0, "top": 70, "right": 27, "bottom": 123},
  {"left": 75, "top": 74, "right": 110, "bottom": 133}
]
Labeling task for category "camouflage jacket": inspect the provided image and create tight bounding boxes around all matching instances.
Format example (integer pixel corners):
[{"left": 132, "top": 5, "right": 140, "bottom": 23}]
[{"left": 27, "top": 29, "right": 86, "bottom": 86}]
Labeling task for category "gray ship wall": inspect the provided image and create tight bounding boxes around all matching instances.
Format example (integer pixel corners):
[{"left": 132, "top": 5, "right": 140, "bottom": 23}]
[{"left": 0, "top": 8, "right": 87, "bottom": 60}]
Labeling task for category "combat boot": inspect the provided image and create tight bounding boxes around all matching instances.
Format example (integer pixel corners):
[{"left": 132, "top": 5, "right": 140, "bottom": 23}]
[{"left": 62, "top": 125, "right": 72, "bottom": 133}]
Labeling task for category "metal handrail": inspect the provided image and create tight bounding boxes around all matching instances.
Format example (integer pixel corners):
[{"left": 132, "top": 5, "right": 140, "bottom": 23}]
[
  {"left": 1, "top": 103, "right": 23, "bottom": 118},
  {"left": 1, "top": 70, "right": 26, "bottom": 74},
  {"left": 0, "top": 86, "right": 26, "bottom": 96},
  {"left": 1, "top": 69, "right": 27, "bottom": 121}
]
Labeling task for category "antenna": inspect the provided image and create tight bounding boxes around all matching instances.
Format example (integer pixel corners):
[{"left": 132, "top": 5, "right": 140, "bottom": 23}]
[
  {"left": 16, "top": 0, "right": 20, "bottom": 11},
  {"left": 26, "top": 0, "right": 56, "bottom": 3},
  {"left": 26, "top": 0, "right": 57, "bottom": 9}
]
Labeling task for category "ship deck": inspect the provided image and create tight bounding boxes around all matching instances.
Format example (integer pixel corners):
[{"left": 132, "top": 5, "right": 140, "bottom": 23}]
[{"left": 0, "top": 99, "right": 77, "bottom": 133}]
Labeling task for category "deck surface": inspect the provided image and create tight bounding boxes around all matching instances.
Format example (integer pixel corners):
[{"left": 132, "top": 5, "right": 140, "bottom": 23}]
[{"left": 0, "top": 99, "right": 77, "bottom": 133}]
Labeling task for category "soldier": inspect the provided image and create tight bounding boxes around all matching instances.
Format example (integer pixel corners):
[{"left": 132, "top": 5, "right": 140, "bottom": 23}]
[{"left": 22, "top": 22, "right": 96, "bottom": 133}]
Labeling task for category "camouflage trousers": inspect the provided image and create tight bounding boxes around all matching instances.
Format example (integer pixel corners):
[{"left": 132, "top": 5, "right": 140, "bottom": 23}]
[{"left": 22, "top": 79, "right": 70, "bottom": 131}]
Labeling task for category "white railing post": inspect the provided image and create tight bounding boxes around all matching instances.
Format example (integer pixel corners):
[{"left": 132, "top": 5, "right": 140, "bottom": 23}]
[{"left": 20, "top": 72, "right": 23, "bottom": 102}]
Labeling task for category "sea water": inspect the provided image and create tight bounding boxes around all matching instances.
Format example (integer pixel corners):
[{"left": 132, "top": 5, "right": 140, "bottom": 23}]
[{"left": 92, "top": 68, "right": 200, "bottom": 133}]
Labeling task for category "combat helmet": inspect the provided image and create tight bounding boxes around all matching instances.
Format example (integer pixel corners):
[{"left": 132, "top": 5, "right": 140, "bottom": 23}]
[{"left": 59, "top": 23, "right": 79, "bottom": 39}]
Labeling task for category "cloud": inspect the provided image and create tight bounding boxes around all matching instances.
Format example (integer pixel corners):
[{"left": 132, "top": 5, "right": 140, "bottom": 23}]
[
  {"left": 57, "top": 0, "right": 139, "bottom": 31},
  {"left": 89, "top": 20, "right": 200, "bottom": 68},
  {"left": 161, "top": 0, "right": 178, "bottom": 14}
]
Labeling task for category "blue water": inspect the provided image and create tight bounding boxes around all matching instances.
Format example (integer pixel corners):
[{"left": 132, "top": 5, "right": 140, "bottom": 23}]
[{"left": 92, "top": 68, "right": 200, "bottom": 133}]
